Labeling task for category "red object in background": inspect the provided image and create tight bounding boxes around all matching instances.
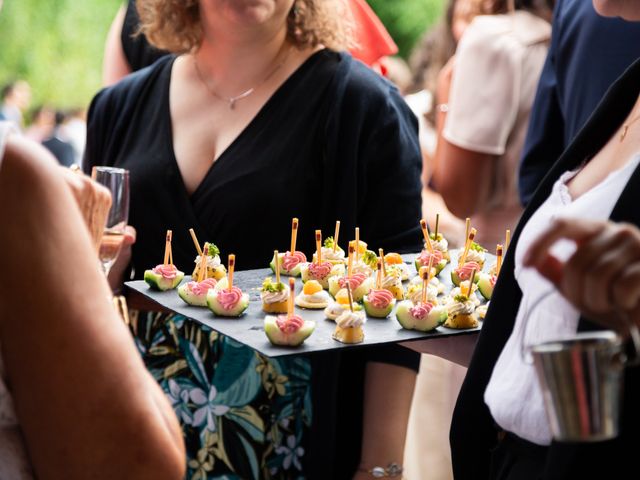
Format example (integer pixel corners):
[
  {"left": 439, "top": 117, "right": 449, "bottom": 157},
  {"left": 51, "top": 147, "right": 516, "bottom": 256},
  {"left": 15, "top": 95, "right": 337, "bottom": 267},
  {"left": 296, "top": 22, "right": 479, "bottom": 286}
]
[{"left": 348, "top": 0, "right": 398, "bottom": 68}]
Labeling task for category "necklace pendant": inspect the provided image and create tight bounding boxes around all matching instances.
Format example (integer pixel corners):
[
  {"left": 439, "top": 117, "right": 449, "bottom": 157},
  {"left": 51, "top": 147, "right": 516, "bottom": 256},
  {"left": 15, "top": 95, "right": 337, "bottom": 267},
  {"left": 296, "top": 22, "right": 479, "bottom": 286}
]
[{"left": 621, "top": 125, "right": 629, "bottom": 142}]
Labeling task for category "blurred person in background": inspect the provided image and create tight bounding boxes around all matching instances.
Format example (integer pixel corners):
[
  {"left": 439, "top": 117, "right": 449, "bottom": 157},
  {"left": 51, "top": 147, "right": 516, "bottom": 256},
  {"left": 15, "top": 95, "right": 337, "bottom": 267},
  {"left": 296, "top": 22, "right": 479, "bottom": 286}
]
[
  {"left": 42, "top": 110, "right": 76, "bottom": 167},
  {"left": 405, "top": 0, "right": 486, "bottom": 249},
  {"left": 24, "top": 105, "right": 55, "bottom": 143},
  {"left": 60, "top": 108, "right": 88, "bottom": 166},
  {"left": 431, "top": 0, "right": 553, "bottom": 247},
  {"left": 0, "top": 80, "right": 31, "bottom": 130},
  {"left": 518, "top": 0, "right": 640, "bottom": 207}
]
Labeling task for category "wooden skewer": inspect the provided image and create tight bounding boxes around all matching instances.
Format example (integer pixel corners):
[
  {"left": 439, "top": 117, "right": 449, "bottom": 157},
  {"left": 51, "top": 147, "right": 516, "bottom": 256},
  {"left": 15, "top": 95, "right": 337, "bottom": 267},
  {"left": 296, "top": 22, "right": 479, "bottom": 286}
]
[
  {"left": 464, "top": 218, "right": 471, "bottom": 246},
  {"left": 434, "top": 214, "right": 440, "bottom": 238},
  {"left": 505, "top": 229, "right": 511, "bottom": 252},
  {"left": 169, "top": 243, "right": 173, "bottom": 266},
  {"left": 316, "top": 230, "right": 322, "bottom": 264},
  {"left": 333, "top": 221, "right": 340, "bottom": 253},
  {"left": 274, "top": 250, "right": 280, "bottom": 285},
  {"left": 459, "top": 228, "right": 477, "bottom": 267},
  {"left": 421, "top": 260, "right": 432, "bottom": 304},
  {"left": 227, "top": 254, "right": 235, "bottom": 291},
  {"left": 189, "top": 228, "right": 203, "bottom": 256},
  {"left": 378, "top": 248, "right": 387, "bottom": 277},
  {"left": 420, "top": 219, "right": 434, "bottom": 253},
  {"left": 347, "top": 243, "right": 355, "bottom": 277},
  {"left": 163, "top": 230, "right": 172, "bottom": 266},
  {"left": 198, "top": 242, "right": 208, "bottom": 282},
  {"left": 463, "top": 269, "right": 477, "bottom": 297},
  {"left": 290, "top": 218, "right": 299, "bottom": 254},
  {"left": 346, "top": 283, "right": 354, "bottom": 312},
  {"left": 288, "top": 277, "right": 295, "bottom": 318},
  {"left": 355, "top": 227, "right": 360, "bottom": 264},
  {"left": 376, "top": 259, "right": 382, "bottom": 289},
  {"left": 496, "top": 244, "right": 503, "bottom": 276}
]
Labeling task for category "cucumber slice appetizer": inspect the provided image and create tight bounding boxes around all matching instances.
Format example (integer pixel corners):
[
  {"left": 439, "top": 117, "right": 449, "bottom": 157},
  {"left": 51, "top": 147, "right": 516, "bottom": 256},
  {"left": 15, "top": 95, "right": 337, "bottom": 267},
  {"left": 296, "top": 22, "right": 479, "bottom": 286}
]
[
  {"left": 451, "top": 269, "right": 481, "bottom": 287},
  {"left": 328, "top": 276, "right": 372, "bottom": 302},
  {"left": 178, "top": 282, "right": 213, "bottom": 307},
  {"left": 264, "top": 316, "right": 315, "bottom": 346},
  {"left": 414, "top": 258, "right": 447, "bottom": 276},
  {"left": 395, "top": 300, "right": 447, "bottom": 332},
  {"left": 270, "top": 252, "right": 302, "bottom": 277},
  {"left": 206, "top": 290, "right": 250, "bottom": 317},
  {"left": 144, "top": 269, "right": 184, "bottom": 291},
  {"left": 477, "top": 273, "right": 495, "bottom": 300},
  {"left": 363, "top": 295, "right": 395, "bottom": 318}
]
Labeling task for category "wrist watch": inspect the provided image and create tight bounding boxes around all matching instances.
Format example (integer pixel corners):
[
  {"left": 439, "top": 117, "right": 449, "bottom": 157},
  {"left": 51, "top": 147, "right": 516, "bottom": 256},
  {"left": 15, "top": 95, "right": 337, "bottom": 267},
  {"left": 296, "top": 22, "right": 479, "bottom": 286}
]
[{"left": 358, "top": 462, "right": 403, "bottom": 478}]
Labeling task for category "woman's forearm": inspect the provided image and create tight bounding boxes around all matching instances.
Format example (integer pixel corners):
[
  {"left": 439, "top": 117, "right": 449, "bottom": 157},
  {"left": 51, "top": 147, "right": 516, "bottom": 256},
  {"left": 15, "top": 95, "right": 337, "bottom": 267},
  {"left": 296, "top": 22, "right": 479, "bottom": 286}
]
[{"left": 357, "top": 362, "right": 417, "bottom": 477}]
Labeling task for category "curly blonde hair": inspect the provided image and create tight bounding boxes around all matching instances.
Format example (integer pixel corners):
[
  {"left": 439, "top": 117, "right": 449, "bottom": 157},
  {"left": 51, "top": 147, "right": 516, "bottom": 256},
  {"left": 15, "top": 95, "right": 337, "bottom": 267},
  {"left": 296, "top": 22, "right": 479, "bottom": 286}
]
[{"left": 136, "top": 0, "right": 355, "bottom": 54}]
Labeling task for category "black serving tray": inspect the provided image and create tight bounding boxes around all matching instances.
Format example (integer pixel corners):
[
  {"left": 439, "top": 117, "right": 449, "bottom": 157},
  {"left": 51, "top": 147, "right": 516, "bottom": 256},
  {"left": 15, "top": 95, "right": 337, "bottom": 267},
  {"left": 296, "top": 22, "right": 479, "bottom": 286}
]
[{"left": 125, "top": 251, "right": 487, "bottom": 357}]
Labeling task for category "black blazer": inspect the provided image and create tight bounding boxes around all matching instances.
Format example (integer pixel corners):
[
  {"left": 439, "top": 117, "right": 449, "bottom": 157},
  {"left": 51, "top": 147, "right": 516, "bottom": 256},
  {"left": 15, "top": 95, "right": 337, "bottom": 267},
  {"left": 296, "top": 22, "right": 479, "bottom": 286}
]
[{"left": 450, "top": 57, "right": 640, "bottom": 480}]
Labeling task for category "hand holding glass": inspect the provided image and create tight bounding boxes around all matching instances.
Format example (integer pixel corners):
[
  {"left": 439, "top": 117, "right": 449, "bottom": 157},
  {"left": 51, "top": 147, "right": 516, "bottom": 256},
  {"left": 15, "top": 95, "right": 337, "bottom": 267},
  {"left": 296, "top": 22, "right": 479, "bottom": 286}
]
[{"left": 91, "top": 167, "right": 130, "bottom": 277}]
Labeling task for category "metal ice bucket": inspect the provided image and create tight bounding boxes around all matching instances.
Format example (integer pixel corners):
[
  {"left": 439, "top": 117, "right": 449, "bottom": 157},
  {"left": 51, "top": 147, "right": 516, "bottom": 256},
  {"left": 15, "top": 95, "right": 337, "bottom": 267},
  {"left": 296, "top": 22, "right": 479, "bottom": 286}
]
[{"left": 531, "top": 331, "right": 626, "bottom": 442}]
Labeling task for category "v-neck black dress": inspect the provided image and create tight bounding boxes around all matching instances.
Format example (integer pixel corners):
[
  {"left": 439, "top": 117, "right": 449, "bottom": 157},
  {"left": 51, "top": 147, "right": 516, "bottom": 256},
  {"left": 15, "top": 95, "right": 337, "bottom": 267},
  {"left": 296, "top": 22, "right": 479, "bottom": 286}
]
[{"left": 85, "top": 50, "right": 423, "bottom": 479}]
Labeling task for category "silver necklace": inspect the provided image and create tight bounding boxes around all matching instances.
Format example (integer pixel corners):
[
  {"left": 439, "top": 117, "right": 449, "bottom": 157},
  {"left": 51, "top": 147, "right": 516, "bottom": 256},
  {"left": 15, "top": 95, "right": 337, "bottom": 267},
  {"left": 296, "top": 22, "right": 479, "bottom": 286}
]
[{"left": 193, "top": 45, "right": 292, "bottom": 110}]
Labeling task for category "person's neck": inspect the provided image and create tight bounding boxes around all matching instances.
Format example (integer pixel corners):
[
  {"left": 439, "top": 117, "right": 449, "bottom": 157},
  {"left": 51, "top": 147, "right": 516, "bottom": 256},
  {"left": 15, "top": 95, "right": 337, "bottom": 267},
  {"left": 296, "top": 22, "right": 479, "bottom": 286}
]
[{"left": 193, "top": 28, "right": 290, "bottom": 95}]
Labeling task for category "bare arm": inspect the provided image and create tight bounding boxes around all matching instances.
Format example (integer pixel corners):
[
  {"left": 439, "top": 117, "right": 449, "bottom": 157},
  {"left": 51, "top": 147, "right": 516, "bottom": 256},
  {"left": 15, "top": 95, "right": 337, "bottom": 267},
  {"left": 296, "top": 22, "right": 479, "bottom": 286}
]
[
  {"left": 431, "top": 59, "right": 495, "bottom": 218},
  {"left": 102, "top": 4, "right": 131, "bottom": 86},
  {"left": 355, "top": 363, "right": 416, "bottom": 479},
  {"left": 0, "top": 136, "right": 185, "bottom": 479}
]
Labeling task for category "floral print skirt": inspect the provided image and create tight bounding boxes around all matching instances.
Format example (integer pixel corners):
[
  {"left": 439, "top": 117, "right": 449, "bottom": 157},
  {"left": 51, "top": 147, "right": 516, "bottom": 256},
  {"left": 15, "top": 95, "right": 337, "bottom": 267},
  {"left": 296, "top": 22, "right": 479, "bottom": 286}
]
[{"left": 132, "top": 311, "right": 311, "bottom": 480}]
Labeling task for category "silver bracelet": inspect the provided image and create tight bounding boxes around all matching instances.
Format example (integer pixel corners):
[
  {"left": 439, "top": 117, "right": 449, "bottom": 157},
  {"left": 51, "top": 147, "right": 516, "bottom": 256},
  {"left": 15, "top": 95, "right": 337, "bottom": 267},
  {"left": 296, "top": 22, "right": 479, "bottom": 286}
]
[{"left": 358, "top": 462, "right": 403, "bottom": 478}]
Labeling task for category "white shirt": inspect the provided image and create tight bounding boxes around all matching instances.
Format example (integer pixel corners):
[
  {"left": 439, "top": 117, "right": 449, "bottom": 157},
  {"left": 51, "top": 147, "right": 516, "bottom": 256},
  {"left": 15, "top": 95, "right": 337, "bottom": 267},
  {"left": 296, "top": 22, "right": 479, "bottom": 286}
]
[
  {"left": 0, "top": 121, "right": 35, "bottom": 479},
  {"left": 484, "top": 154, "right": 640, "bottom": 445}
]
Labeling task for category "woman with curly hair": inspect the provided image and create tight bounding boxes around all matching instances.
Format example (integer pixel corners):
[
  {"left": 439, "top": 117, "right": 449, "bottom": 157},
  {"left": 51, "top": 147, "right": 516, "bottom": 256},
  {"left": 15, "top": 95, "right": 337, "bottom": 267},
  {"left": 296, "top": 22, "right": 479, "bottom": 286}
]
[{"left": 86, "top": 1, "right": 423, "bottom": 478}]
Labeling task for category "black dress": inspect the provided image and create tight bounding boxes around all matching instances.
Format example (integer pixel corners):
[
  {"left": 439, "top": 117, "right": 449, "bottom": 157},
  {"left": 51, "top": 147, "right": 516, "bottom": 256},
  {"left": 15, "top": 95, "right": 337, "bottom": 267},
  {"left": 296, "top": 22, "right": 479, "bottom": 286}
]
[
  {"left": 121, "top": 0, "right": 167, "bottom": 72},
  {"left": 85, "top": 50, "right": 422, "bottom": 479}
]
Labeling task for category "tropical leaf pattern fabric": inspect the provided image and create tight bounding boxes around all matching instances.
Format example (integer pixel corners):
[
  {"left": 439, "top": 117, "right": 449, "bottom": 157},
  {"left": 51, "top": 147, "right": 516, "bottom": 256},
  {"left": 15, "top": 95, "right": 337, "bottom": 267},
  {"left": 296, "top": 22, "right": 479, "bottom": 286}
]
[{"left": 133, "top": 311, "right": 310, "bottom": 480}]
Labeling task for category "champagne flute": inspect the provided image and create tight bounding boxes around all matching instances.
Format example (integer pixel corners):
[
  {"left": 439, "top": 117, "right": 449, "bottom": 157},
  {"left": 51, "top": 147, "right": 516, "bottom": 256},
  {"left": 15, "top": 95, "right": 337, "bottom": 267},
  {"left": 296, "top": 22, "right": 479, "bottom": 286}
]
[{"left": 91, "top": 166, "right": 130, "bottom": 277}]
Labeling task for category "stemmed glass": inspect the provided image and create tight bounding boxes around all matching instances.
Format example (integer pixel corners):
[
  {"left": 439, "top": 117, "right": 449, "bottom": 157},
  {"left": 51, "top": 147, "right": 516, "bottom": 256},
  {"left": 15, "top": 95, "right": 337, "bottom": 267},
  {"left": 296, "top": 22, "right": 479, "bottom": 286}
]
[{"left": 91, "top": 166, "right": 130, "bottom": 278}]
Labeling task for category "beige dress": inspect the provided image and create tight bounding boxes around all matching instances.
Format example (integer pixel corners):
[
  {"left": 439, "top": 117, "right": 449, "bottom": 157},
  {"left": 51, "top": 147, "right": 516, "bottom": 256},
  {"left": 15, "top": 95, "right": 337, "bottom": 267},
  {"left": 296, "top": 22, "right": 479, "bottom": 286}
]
[
  {"left": 0, "top": 122, "right": 34, "bottom": 479},
  {"left": 443, "top": 11, "right": 551, "bottom": 247}
]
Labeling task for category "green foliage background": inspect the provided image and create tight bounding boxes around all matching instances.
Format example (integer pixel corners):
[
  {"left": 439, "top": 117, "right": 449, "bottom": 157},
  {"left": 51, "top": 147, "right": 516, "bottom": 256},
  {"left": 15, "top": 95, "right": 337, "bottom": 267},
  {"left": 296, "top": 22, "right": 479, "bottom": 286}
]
[
  {"left": 0, "top": 0, "right": 443, "bottom": 111},
  {"left": 368, "top": 0, "right": 445, "bottom": 59}
]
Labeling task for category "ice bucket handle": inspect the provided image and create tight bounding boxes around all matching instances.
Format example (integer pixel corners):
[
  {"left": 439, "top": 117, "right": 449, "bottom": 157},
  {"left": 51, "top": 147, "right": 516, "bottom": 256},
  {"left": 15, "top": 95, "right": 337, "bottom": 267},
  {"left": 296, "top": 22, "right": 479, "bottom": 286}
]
[
  {"left": 618, "top": 309, "right": 640, "bottom": 367},
  {"left": 520, "top": 290, "right": 640, "bottom": 367}
]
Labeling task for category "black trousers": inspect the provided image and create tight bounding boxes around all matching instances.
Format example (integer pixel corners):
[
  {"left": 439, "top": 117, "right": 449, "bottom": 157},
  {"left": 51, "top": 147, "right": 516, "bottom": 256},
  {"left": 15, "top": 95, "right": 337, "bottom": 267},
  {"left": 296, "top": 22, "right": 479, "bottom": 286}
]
[{"left": 489, "top": 432, "right": 549, "bottom": 480}]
